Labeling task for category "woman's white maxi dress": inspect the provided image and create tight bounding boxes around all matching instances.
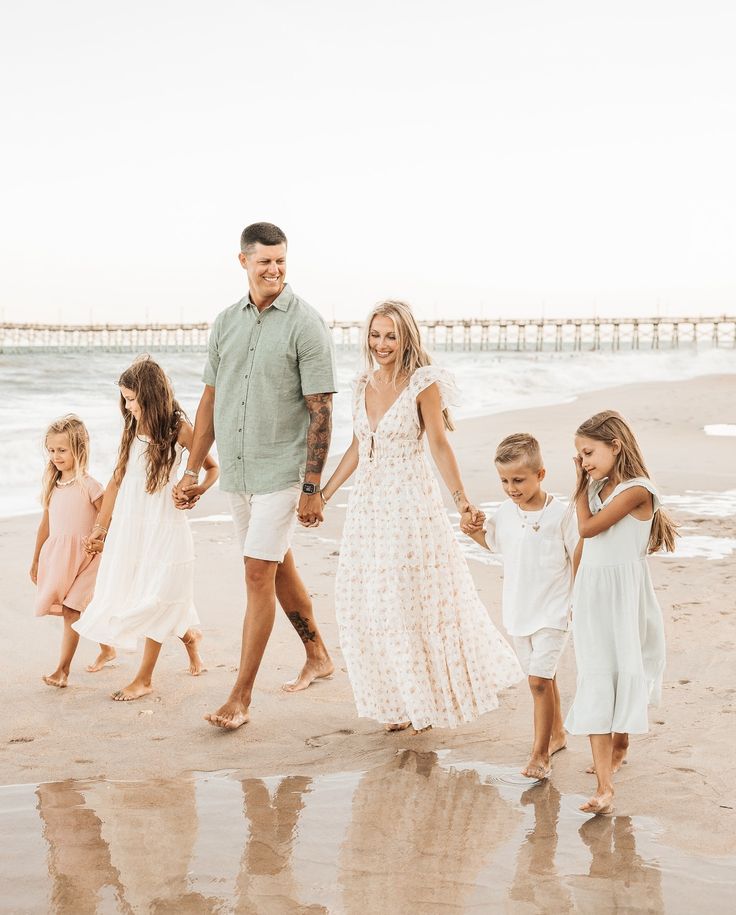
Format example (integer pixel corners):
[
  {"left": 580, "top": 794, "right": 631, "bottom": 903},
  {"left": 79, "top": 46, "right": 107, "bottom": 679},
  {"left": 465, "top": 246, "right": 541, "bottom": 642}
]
[
  {"left": 74, "top": 437, "right": 199, "bottom": 650},
  {"left": 565, "top": 477, "right": 666, "bottom": 735},
  {"left": 335, "top": 366, "right": 522, "bottom": 730}
]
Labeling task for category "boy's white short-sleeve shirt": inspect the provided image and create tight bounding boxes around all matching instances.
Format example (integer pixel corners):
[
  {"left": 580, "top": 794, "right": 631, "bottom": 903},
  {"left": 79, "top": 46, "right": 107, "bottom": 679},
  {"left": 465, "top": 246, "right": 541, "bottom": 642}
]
[{"left": 486, "top": 496, "right": 578, "bottom": 637}]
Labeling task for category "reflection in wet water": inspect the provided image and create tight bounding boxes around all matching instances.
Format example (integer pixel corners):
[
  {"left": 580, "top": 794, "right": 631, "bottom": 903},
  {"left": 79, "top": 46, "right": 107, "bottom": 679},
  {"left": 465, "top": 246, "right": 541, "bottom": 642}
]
[{"left": 1, "top": 752, "right": 734, "bottom": 914}]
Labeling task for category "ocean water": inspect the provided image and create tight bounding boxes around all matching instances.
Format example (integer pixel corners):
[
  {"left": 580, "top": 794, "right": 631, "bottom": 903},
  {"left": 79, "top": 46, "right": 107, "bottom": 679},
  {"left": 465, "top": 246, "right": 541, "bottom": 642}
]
[{"left": 0, "top": 346, "right": 733, "bottom": 518}]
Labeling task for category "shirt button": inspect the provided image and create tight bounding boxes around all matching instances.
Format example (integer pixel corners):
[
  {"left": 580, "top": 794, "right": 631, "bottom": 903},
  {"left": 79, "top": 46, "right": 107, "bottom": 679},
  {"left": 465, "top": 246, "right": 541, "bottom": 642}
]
[
  {"left": 238, "top": 428, "right": 242, "bottom": 432},
  {"left": 256, "top": 320, "right": 261, "bottom": 325},
  {"left": 241, "top": 401, "right": 245, "bottom": 405},
  {"left": 250, "top": 347, "right": 254, "bottom": 351},
  {"left": 237, "top": 456, "right": 241, "bottom": 460},
  {"left": 245, "top": 374, "right": 248, "bottom": 378}
]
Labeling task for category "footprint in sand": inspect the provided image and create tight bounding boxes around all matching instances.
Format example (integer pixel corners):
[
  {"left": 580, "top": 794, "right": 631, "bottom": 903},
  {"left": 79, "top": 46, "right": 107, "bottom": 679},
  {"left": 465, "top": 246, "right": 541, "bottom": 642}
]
[
  {"left": 306, "top": 728, "right": 354, "bottom": 748},
  {"left": 9, "top": 736, "right": 34, "bottom": 743}
]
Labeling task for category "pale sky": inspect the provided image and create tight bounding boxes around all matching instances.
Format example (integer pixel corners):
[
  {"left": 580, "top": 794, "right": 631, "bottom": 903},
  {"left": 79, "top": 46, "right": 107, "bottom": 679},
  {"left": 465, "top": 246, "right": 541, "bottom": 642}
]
[{"left": 2, "top": 1, "right": 735, "bottom": 324}]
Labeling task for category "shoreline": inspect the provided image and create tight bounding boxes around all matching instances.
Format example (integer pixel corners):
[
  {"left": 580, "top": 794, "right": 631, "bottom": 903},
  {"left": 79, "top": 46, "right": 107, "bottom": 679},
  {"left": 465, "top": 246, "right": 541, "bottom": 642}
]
[{"left": 1, "top": 373, "right": 735, "bottom": 861}]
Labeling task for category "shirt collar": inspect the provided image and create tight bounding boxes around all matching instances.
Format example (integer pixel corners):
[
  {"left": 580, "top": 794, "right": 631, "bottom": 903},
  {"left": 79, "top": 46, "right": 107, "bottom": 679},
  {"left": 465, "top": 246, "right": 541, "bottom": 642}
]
[{"left": 242, "top": 283, "right": 293, "bottom": 313}]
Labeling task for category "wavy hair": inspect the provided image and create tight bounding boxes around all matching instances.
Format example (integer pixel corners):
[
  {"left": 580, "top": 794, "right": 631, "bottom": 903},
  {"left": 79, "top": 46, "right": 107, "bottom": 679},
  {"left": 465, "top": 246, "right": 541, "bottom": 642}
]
[
  {"left": 114, "top": 356, "right": 187, "bottom": 494},
  {"left": 573, "top": 410, "right": 677, "bottom": 553},
  {"left": 41, "top": 415, "right": 91, "bottom": 508},
  {"left": 361, "top": 299, "right": 454, "bottom": 431}
]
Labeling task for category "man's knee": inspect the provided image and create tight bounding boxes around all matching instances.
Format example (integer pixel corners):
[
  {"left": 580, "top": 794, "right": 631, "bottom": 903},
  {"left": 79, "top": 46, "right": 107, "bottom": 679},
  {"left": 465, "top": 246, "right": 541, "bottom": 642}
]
[
  {"left": 528, "top": 675, "right": 552, "bottom": 694},
  {"left": 245, "top": 558, "right": 278, "bottom": 590}
]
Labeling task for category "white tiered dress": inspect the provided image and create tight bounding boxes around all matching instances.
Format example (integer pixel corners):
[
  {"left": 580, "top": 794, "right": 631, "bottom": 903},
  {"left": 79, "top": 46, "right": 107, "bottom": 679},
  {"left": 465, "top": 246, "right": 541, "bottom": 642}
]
[
  {"left": 335, "top": 366, "right": 523, "bottom": 730},
  {"left": 565, "top": 477, "right": 666, "bottom": 735},
  {"left": 73, "top": 437, "right": 199, "bottom": 650}
]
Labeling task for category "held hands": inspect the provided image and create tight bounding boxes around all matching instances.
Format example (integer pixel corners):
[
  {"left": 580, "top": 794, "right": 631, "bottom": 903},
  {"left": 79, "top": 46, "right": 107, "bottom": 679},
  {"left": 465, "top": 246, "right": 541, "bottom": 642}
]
[
  {"left": 172, "top": 472, "right": 201, "bottom": 510},
  {"left": 297, "top": 492, "right": 324, "bottom": 528},
  {"left": 83, "top": 529, "right": 106, "bottom": 555},
  {"left": 460, "top": 505, "right": 485, "bottom": 535}
]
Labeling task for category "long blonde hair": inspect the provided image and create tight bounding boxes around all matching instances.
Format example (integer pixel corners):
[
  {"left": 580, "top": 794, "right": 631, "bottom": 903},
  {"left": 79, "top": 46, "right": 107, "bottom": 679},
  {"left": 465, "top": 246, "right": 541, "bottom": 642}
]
[
  {"left": 41, "top": 415, "right": 91, "bottom": 507},
  {"left": 573, "top": 410, "right": 677, "bottom": 553},
  {"left": 114, "top": 356, "right": 187, "bottom": 494},
  {"left": 361, "top": 299, "right": 454, "bottom": 431}
]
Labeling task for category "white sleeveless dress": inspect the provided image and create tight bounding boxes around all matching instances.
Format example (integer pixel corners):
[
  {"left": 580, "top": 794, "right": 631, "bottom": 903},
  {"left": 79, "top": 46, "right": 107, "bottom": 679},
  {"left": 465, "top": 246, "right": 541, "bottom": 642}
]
[
  {"left": 74, "top": 437, "right": 199, "bottom": 650},
  {"left": 565, "top": 477, "right": 666, "bottom": 735},
  {"left": 335, "top": 366, "right": 523, "bottom": 730}
]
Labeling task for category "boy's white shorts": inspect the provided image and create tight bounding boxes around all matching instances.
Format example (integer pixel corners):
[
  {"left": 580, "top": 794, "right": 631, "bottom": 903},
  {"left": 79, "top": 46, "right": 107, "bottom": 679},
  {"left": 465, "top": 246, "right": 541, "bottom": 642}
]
[
  {"left": 228, "top": 485, "right": 301, "bottom": 563},
  {"left": 513, "top": 627, "right": 569, "bottom": 679}
]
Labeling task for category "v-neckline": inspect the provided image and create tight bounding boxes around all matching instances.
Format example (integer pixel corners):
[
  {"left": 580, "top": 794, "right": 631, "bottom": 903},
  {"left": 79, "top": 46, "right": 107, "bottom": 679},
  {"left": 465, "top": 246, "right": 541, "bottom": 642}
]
[{"left": 363, "top": 377, "right": 410, "bottom": 434}]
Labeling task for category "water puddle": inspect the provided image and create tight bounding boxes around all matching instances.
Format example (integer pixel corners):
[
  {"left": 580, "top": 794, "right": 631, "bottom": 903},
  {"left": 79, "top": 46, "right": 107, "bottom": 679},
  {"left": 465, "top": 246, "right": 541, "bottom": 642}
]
[{"left": 1, "top": 751, "right": 733, "bottom": 914}]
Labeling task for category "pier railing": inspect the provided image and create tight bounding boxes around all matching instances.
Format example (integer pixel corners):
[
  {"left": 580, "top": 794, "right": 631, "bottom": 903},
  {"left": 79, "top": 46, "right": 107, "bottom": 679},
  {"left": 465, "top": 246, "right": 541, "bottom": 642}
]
[{"left": 1, "top": 316, "right": 734, "bottom": 354}]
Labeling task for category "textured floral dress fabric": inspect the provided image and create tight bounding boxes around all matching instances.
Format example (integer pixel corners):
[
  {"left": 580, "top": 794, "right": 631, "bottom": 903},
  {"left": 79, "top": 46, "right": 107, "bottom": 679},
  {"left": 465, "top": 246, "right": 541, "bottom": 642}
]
[{"left": 335, "top": 366, "right": 523, "bottom": 730}]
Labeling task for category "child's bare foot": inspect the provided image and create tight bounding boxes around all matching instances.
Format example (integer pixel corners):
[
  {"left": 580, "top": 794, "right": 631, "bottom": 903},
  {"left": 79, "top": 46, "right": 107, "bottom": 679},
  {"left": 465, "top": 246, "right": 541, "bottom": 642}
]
[
  {"left": 522, "top": 754, "right": 551, "bottom": 780},
  {"left": 86, "top": 647, "right": 117, "bottom": 672},
  {"left": 282, "top": 656, "right": 335, "bottom": 692},
  {"left": 385, "top": 722, "right": 412, "bottom": 732},
  {"left": 549, "top": 731, "right": 567, "bottom": 756},
  {"left": 111, "top": 681, "right": 153, "bottom": 701},
  {"left": 181, "top": 629, "right": 205, "bottom": 676},
  {"left": 580, "top": 789, "right": 614, "bottom": 814},
  {"left": 42, "top": 669, "right": 68, "bottom": 688},
  {"left": 204, "top": 700, "right": 250, "bottom": 730}
]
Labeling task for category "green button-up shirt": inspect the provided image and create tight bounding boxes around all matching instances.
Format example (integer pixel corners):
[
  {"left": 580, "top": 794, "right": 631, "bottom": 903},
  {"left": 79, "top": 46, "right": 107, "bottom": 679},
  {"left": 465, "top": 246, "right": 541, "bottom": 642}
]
[{"left": 203, "top": 284, "right": 337, "bottom": 493}]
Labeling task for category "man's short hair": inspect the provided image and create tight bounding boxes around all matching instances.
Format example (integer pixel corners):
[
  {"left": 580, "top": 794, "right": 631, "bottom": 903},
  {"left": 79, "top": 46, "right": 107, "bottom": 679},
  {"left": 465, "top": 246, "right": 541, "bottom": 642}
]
[
  {"left": 494, "top": 433, "right": 543, "bottom": 470},
  {"left": 240, "top": 222, "right": 288, "bottom": 254}
]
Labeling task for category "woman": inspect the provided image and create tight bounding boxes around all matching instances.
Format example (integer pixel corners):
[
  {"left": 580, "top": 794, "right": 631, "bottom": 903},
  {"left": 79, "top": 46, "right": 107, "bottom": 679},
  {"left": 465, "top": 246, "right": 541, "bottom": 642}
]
[{"left": 319, "top": 300, "right": 522, "bottom": 731}]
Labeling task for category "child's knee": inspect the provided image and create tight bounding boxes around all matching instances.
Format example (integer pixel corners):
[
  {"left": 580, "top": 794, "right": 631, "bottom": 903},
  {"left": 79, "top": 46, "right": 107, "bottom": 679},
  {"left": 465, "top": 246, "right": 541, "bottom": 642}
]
[{"left": 62, "top": 606, "right": 80, "bottom": 621}]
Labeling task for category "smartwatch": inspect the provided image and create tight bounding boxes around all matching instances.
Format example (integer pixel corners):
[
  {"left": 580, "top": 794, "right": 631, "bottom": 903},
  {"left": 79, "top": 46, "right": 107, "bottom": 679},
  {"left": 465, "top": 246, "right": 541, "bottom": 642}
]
[{"left": 301, "top": 482, "right": 320, "bottom": 495}]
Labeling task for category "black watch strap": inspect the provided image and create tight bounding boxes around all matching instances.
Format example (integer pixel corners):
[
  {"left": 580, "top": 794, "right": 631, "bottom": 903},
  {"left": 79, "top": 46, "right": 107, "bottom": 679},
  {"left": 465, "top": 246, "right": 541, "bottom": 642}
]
[{"left": 301, "top": 482, "right": 320, "bottom": 495}]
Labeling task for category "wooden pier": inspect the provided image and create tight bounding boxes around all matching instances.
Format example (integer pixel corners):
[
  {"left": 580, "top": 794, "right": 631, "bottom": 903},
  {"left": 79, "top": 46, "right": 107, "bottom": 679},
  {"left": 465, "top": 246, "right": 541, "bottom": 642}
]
[{"left": 1, "top": 316, "right": 734, "bottom": 354}]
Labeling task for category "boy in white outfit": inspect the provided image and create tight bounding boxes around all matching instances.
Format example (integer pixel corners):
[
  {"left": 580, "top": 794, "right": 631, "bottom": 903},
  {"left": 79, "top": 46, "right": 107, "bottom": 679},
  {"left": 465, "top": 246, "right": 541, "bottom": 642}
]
[{"left": 462, "top": 433, "right": 580, "bottom": 780}]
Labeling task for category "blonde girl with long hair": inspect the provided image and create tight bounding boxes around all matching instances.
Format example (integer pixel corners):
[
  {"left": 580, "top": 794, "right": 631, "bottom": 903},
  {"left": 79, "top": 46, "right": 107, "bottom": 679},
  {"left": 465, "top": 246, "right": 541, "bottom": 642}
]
[
  {"left": 317, "top": 300, "right": 522, "bottom": 732},
  {"left": 565, "top": 410, "right": 677, "bottom": 814},
  {"left": 31, "top": 415, "right": 115, "bottom": 687},
  {"left": 73, "top": 357, "right": 218, "bottom": 701}
]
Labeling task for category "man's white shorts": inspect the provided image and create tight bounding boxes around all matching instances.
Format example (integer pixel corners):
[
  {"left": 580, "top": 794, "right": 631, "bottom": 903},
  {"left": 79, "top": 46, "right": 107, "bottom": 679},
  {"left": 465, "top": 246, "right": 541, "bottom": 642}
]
[
  {"left": 513, "top": 627, "right": 569, "bottom": 679},
  {"left": 228, "top": 485, "right": 300, "bottom": 562}
]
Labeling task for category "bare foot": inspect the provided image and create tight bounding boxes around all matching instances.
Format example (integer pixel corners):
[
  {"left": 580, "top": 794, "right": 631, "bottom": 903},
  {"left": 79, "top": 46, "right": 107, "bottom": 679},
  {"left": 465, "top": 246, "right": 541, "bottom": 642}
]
[
  {"left": 385, "top": 722, "right": 412, "bottom": 732},
  {"left": 549, "top": 732, "right": 567, "bottom": 756},
  {"left": 86, "top": 647, "right": 117, "bottom": 673},
  {"left": 522, "top": 755, "right": 551, "bottom": 780},
  {"left": 204, "top": 700, "right": 250, "bottom": 730},
  {"left": 111, "top": 682, "right": 153, "bottom": 701},
  {"left": 281, "top": 656, "right": 335, "bottom": 692},
  {"left": 42, "top": 670, "right": 68, "bottom": 688},
  {"left": 580, "top": 790, "right": 614, "bottom": 815},
  {"left": 181, "top": 629, "right": 205, "bottom": 676}
]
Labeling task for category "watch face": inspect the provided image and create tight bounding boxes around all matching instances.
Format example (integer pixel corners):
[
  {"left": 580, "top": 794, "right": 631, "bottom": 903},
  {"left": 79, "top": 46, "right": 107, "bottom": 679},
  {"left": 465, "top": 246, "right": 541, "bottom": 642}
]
[{"left": 302, "top": 482, "right": 317, "bottom": 494}]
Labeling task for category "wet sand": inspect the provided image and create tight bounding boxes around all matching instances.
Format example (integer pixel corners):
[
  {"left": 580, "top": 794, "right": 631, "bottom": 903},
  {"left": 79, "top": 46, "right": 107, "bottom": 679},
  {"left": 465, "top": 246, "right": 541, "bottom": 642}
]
[{"left": 1, "top": 373, "right": 735, "bottom": 911}]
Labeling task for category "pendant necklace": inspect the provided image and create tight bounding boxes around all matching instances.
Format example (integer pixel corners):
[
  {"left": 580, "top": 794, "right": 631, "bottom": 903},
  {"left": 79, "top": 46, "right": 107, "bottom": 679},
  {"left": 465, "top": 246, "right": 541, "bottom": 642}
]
[{"left": 516, "top": 494, "right": 551, "bottom": 532}]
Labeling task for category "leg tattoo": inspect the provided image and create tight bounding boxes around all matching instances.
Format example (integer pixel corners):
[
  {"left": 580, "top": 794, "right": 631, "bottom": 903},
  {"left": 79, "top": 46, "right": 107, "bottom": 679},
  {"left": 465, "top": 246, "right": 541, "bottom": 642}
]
[{"left": 287, "top": 612, "right": 316, "bottom": 643}]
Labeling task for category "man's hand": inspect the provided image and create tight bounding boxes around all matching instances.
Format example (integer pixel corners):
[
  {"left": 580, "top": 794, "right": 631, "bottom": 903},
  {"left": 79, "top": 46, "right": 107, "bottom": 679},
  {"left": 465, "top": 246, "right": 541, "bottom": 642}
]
[
  {"left": 297, "top": 492, "right": 324, "bottom": 528},
  {"left": 173, "top": 479, "right": 204, "bottom": 510}
]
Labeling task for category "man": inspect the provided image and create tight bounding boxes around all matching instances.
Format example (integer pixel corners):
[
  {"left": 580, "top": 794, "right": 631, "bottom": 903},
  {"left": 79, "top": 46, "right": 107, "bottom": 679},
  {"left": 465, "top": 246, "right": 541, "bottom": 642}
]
[{"left": 175, "top": 222, "right": 337, "bottom": 731}]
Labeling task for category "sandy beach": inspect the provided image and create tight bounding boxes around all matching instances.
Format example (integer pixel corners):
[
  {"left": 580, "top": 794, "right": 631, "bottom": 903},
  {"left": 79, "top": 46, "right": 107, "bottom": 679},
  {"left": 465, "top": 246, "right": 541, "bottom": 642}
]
[{"left": 2, "top": 373, "right": 735, "bottom": 911}]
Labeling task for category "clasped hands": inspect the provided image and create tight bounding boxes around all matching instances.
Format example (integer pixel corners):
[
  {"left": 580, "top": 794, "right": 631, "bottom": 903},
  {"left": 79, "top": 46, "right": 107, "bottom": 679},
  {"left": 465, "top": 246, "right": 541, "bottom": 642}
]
[
  {"left": 459, "top": 502, "right": 485, "bottom": 536},
  {"left": 172, "top": 477, "right": 204, "bottom": 510}
]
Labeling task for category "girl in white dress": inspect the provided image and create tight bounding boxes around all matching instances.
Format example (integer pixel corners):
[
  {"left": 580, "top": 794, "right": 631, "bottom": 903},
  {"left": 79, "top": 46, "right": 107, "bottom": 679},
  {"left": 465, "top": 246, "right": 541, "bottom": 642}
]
[
  {"left": 320, "top": 301, "right": 522, "bottom": 732},
  {"left": 566, "top": 410, "right": 677, "bottom": 814},
  {"left": 74, "top": 357, "right": 218, "bottom": 701}
]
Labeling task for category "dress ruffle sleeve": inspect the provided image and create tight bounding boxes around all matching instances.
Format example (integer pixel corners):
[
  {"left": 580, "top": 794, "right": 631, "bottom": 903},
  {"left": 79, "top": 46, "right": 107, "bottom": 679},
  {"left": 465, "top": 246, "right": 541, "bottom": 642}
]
[
  {"left": 408, "top": 365, "right": 461, "bottom": 412},
  {"left": 591, "top": 476, "right": 661, "bottom": 513}
]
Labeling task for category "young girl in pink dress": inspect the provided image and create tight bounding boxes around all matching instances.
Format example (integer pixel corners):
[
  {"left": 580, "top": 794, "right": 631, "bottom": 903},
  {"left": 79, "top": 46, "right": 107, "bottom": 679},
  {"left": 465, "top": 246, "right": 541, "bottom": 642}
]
[{"left": 31, "top": 415, "right": 115, "bottom": 687}]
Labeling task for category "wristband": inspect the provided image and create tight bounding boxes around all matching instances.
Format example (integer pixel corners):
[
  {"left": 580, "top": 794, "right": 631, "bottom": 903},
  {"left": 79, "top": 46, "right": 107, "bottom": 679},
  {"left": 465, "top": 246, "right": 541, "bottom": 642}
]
[{"left": 183, "top": 469, "right": 199, "bottom": 479}]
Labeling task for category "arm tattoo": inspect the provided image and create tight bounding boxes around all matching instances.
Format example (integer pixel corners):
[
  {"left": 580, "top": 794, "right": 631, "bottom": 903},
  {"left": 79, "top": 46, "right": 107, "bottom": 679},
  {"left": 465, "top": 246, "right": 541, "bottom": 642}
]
[
  {"left": 287, "top": 612, "right": 316, "bottom": 643},
  {"left": 452, "top": 489, "right": 466, "bottom": 506},
  {"left": 304, "top": 393, "right": 333, "bottom": 477}
]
